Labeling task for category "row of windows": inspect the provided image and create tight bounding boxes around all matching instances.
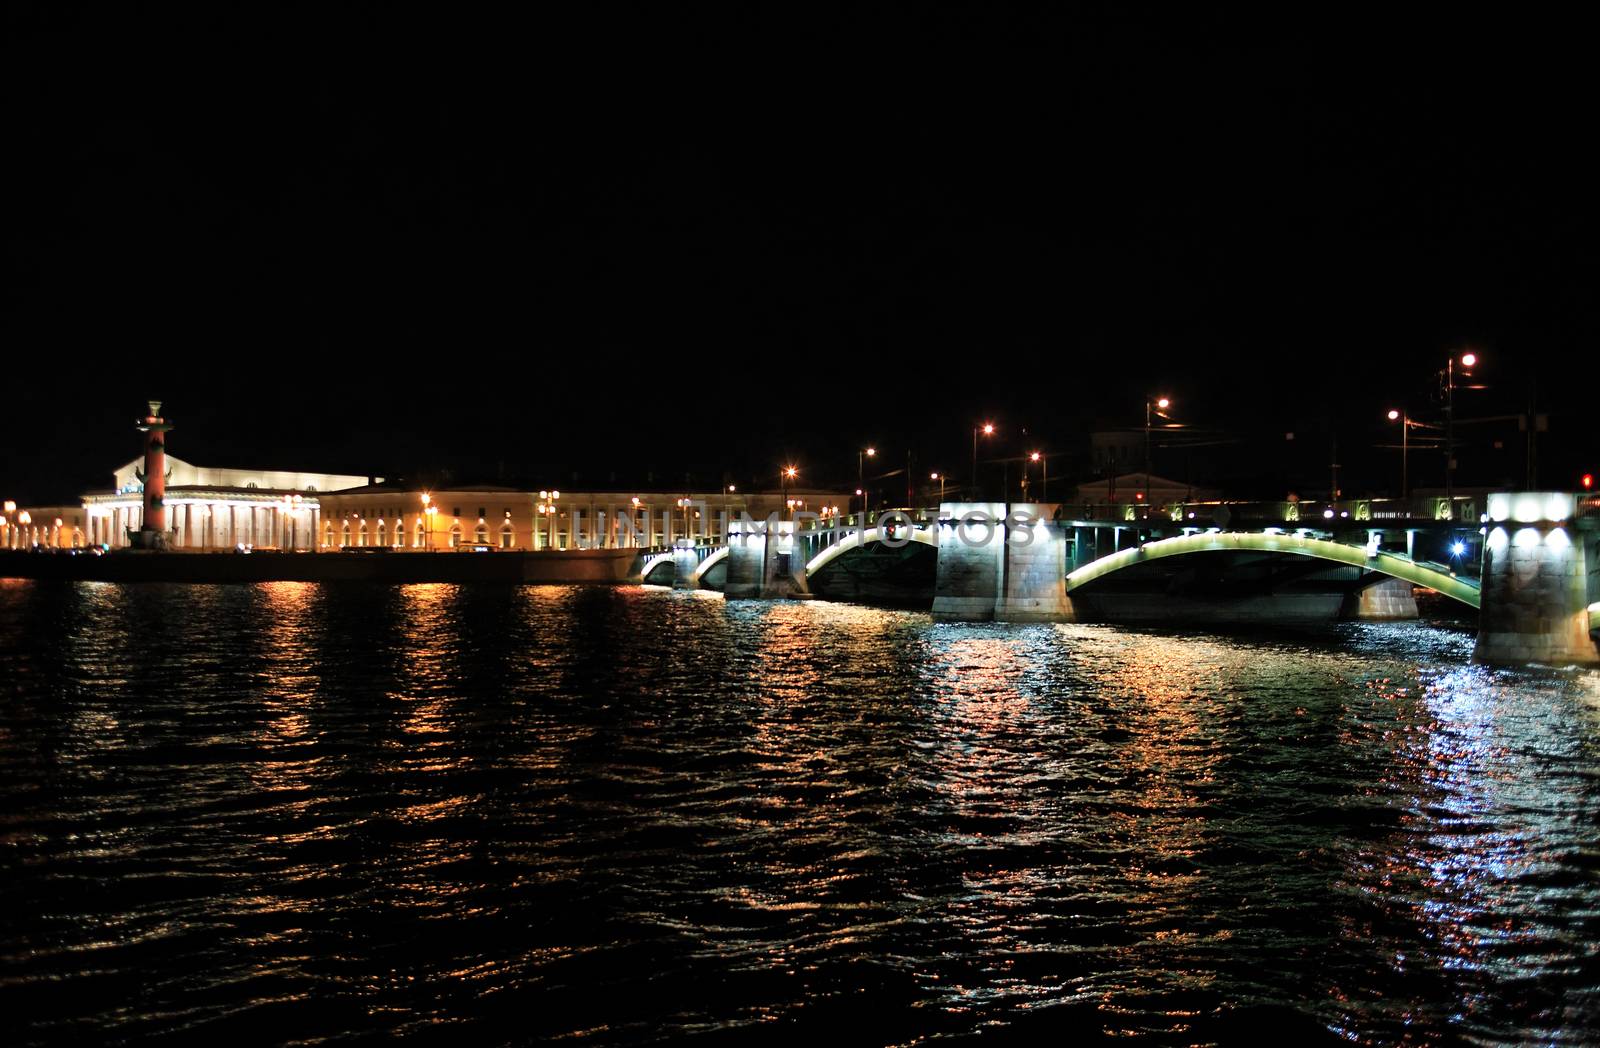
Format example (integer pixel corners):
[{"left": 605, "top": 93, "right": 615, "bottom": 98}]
[
  {"left": 324, "top": 520, "right": 517, "bottom": 548},
  {"left": 332, "top": 507, "right": 509, "bottom": 521}
]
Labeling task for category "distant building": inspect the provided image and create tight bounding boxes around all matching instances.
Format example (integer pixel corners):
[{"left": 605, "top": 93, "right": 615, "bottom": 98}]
[
  {"left": 4, "top": 403, "right": 852, "bottom": 553},
  {"left": 1, "top": 504, "right": 85, "bottom": 550},
  {"left": 1070, "top": 472, "right": 1219, "bottom": 506},
  {"left": 315, "top": 483, "right": 851, "bottom": 551},
  {"left": 74, "top": 455, "right": 374, "bottom": 550}
]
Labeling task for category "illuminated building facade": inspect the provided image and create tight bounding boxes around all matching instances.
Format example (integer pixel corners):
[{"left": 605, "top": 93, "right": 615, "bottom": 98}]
[
  {"left": 2, "top": 504, "right": 86, "bottom": 550},
  {"left": 80, "top": 455, "right": 374, "bottom": 550},
  {"left": 314, "top": 484, "right": 851, "bottom": 550},
  {"left": 5, "top": 403, "right": 849, "bottom": 553}
]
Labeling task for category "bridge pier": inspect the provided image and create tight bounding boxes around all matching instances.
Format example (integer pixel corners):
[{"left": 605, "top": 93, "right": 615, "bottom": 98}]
[
  {"left": 671, "top": 543, "right": 701, "bottom": 589},
  {"left": 1475, "top": 493, "right": 1599, "bottom": 666},
  {"left": 932, "top": 503, "right": 1074, "bottom": 622},
  {"left": 724, "top": 518, "right": 807, "bottom": 600},
  {"left": 1347, "top": 576, "right": 1419, "bottom": 620}
]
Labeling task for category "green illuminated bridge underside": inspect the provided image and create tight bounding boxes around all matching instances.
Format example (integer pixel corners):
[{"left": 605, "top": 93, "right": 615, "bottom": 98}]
[{"left": 1063, "top": 532, "right": 1482, "bottom": 608}]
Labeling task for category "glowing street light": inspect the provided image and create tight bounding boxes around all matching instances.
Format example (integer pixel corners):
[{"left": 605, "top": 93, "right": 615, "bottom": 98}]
[
  {"left": 858, "top": 446, "right": 876, "bottom": 519},
  {"left": 781, "top": 466, "right": 798, "bottom": 519},
  {"left": 1144, "top": 396, "right": 1173, "bottom": 506},
  {"left": 418, "top": 493, "right": 435, "bottom": 551},
  {"left": 537, "top": 490, "right": 561, "bottom": 550},
  {"left": 1444, "top": 350, "right": 1481, "bottom": 517},
  {"left": 1386, "top": 408, "right": 1414, "bottom": 500},
  {"left": 676, "top": 497, "right": 697, "bottom": 544},
  {"left": 972, "top": 422, "right": 995, "bottom": 500}
]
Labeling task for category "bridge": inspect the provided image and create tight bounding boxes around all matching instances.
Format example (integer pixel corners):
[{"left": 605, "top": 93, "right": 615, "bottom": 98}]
[{"left": 636, "top": 492, "right": 1600, "bottom": 666}]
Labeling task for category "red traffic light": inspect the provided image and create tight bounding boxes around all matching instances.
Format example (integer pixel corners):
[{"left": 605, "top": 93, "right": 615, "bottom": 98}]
[{"left": 1584, "top": 473, "right": 1595, "bottom": 490}]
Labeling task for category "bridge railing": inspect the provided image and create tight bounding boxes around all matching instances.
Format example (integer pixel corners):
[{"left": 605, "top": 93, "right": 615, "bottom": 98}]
[
  {"left": 794, "top": 508, "right": 940, "bottom": 533},
  {"left": 1061, "top": 495, "right": 1482, "bottom": 525}
]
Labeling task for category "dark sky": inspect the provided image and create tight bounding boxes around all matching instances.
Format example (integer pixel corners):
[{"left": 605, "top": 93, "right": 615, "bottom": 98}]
[{"left": 5, "top": 10, "right": 1595, "bottom": 503}]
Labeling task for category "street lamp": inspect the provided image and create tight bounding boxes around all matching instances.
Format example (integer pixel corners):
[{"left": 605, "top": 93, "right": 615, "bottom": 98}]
[
  {"left": 972, "top": 422, "right": 995, "bottom": 500},
  {"left": 1028, "top": 451, "right": 1048, "bottom": 502},
  {"left": 1145, "top": 396, "right": 1171, "bottom": 507},
  {"left": 538, "top": 490, "right": 561, "bottom": 549},
  {"left": 858, "top": 446, "right": 876, "bottom": 518},
  {"left": 1444, "top": 351, "right": 1479, "bottom": 517},
  {"left": 781, "top": 466, "right": 798, "bottom": 519},
  {"left": 930, "top": 472, "right": 946, "bottom": 504},
  {"left": 676, "top": 497, "right": 694, "bottom": 545},
  {"left": 1386, "top": 409, "right": 1413, "bottom": 501}
]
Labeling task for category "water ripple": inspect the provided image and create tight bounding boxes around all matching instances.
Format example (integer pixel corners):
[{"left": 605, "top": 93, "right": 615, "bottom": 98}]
[{"left": 1, "top": 581, "right": 1597, "bottom": 1044}]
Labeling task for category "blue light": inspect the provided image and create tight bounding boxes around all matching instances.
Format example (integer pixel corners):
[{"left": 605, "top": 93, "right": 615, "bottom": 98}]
[{"left": 1451, "top": 541, "right": 1466, "bottom": 557}]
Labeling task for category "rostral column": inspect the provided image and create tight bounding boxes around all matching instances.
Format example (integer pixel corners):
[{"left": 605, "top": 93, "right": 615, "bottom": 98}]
[{"left": 132, "top": 400, "right": 174, "bottom": 549}]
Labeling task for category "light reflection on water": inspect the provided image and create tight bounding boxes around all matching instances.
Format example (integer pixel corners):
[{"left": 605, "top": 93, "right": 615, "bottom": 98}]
[{"left": 0, "top": 581, "right": 1597, "bottom": 1044}]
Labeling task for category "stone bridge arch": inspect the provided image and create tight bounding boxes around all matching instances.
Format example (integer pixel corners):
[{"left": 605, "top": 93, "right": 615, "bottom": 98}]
[
  {"left": 1064, "top": 531, "right": 1481, "bottom": 607},
  {"left": 803, "top": 524, "right": 939, "bottom": 578}
]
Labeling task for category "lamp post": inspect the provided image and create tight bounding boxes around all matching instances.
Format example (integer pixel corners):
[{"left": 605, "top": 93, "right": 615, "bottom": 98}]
[
  {"left": 1444, "top": 351, "right": 1477, "bottom": 518},
  {"left": 781, "top": 466, "right": 797, "bottom": 520},
  {"left": 676, "top": 497, "right": 692, "bottom": 545},
  {"left": 930, "top": 472, "right": 946, "bottom": 504},
  {"left": 538, "top": 490, "right": 561, "bottom": 549},
  {"left": 972, "top": 422, "right": 994, "bottom": 501},
  {"left": 858, "top": 446, "right": 875, "bottom": 518},
  {"left": 1386, "top": 409, "right": 1412, "bottom": 501},
  {"left": 1028, "top": 451, "right": 1047, "bottom": 502},
  {"left": 1144, "top": 396, "right": 1170, "bottom": 506}
]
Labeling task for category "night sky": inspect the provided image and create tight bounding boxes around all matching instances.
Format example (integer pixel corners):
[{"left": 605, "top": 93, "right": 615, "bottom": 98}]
[{"left": 5, "top": 11, "right": 1595, "bottom": 503}]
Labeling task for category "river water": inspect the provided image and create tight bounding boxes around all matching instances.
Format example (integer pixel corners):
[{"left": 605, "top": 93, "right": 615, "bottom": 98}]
[{"left": 2, "top": 580, "right": 1597, "bottom": 1044}]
